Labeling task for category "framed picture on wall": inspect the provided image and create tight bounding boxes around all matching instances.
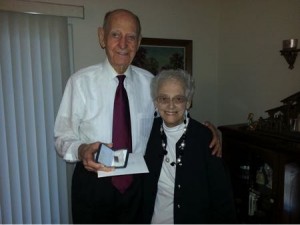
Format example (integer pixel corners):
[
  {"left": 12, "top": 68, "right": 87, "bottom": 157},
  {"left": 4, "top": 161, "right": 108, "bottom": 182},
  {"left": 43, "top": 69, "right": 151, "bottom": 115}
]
[{"left": 132, "top": 37, "right": 193, "bottom": 75}]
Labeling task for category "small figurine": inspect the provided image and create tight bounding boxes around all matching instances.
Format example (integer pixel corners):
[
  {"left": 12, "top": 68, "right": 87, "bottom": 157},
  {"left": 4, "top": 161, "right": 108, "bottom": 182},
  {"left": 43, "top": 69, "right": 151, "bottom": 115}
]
[
  {"left": 247, "top": 113, "right": 258, "bottom": 130},
  {"left": 264, "top": 163, "right": 273, "bottom": 189},
  {"left": 256, "top": 167, "right": 265, "bottom": 185}
]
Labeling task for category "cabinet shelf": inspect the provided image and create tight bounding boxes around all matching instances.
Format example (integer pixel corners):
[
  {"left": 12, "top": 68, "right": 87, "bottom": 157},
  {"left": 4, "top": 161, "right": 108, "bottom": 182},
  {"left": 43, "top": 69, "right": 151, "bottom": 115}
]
[{"left": 219, "top": 124, "right": 300, "bottom": 224}]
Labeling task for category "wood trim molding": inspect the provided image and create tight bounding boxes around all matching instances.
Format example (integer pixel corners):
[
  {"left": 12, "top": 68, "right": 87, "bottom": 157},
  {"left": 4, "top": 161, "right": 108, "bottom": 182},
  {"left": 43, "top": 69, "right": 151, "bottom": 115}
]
[{"left": 0, "top": 0, "right": 84, "bottom": 18}]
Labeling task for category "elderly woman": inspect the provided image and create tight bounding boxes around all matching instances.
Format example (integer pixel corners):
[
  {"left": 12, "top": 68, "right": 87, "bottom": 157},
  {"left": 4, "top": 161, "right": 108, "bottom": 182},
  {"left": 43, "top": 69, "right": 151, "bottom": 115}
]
[{"left": 142, "top": 69, "right": 237, "bottom": 224}]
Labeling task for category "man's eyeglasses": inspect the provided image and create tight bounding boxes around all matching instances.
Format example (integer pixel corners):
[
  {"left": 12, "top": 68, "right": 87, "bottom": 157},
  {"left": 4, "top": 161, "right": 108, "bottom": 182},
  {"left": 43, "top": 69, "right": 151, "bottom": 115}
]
[{"left": 156, "top": 95, "right": 187, "bottom": 105}]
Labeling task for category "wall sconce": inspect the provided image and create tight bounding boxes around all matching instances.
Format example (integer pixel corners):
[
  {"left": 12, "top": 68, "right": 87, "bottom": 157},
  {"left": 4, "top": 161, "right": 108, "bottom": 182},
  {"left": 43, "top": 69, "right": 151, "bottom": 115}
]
[{"left": 280, "top": 39, "right": 300, "bottom": 69}]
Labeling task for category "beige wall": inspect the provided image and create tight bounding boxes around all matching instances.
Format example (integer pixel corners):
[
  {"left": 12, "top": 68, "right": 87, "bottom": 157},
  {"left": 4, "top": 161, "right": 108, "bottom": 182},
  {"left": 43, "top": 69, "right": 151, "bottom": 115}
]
[
  {"left": 218, "top": 0, "right": 300, "bottom": 125},
  {"left": 25, "top": 0, "right": 300, "bottom": 126}
]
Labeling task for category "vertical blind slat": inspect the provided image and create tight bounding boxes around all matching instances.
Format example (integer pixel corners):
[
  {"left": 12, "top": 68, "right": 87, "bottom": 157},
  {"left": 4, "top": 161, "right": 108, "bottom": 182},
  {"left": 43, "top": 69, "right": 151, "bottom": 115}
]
[
  {"left": 0, "top": 66, "right": 13, "bottom": 223},
  {"left": 10, "top": 13, "right": 31, "bottom": 223},
  {"left": 0, "top": 15, "right": 12, "bottom": 224},
  {"left": 3, "top": 14, "right": 24, "bottom": 224}
]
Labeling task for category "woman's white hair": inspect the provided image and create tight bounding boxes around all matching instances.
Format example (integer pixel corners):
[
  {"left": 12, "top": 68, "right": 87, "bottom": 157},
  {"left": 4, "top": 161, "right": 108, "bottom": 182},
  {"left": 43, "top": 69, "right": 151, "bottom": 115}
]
[{"left": 151, "top": 69, "right": 195, "bottom": 102}]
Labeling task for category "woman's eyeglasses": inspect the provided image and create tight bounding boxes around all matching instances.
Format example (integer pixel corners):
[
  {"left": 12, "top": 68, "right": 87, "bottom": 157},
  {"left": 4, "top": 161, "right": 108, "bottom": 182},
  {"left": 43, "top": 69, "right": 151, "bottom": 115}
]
[{"left": 156, "top": 95, "right": 187, "bottom": 105}]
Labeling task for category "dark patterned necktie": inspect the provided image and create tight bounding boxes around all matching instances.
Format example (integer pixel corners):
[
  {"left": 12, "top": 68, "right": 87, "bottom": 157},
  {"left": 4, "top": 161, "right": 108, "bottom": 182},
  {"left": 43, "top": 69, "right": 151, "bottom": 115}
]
[{"left": 111, "top": 75, "right": 133, "bottom": 193}]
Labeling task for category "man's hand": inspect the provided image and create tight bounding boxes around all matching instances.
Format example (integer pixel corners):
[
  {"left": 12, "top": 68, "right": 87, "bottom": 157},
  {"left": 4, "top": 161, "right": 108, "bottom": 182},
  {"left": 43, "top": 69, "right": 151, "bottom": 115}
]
[
  {"left": 204, "top": 121, "right": 222, "bottom": 157},
  {"left": 78, "top": 142, "right": 114, "bottom": 173}
]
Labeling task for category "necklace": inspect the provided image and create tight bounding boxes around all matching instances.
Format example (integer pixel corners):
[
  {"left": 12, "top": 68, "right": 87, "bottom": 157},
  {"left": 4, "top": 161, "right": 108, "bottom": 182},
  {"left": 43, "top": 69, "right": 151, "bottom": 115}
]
[{"left": 160, "top": 120, "right": 187, "bottom": 167}]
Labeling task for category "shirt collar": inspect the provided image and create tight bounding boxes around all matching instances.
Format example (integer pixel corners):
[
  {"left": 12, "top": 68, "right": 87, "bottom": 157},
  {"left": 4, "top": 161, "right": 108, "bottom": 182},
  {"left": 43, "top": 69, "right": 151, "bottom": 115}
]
[{"left": 103, "top": 58, "right": 133, "bottom": 81}]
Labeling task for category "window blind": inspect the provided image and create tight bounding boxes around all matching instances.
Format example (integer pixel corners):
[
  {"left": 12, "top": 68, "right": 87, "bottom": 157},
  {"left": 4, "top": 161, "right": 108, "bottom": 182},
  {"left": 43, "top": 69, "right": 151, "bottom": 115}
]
[{"left": 0, "top": 11, "right": 70, "bottom": 223}]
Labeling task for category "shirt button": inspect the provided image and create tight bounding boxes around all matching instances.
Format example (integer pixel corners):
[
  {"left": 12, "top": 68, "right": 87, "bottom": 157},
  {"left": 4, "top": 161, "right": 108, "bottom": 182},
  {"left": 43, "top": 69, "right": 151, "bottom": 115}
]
[
  {"left": 177, "top": 204, "right": 181, "bottom": 208},
  {"left": 178, "top": 184, "right": 181, "bottom": 189}
]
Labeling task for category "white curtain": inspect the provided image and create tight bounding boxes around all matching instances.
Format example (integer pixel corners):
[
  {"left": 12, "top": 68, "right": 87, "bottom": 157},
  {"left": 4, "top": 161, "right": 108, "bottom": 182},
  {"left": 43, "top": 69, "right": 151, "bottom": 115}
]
[{"left": 0, "top": 11, "right": 70, "bottom": 224}]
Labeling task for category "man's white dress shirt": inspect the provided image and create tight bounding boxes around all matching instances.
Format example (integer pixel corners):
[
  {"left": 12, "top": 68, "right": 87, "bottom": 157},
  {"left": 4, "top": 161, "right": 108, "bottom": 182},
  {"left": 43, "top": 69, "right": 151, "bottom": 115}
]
[{"left": 54, "top": 59, "right": 154, "bottom": 162}]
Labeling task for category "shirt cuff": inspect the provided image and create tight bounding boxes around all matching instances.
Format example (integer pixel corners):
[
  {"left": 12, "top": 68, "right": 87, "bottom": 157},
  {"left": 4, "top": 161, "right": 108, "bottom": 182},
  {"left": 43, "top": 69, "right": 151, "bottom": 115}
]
[{"left": 63, "top": 142, "right": 82, "bottom": 163}]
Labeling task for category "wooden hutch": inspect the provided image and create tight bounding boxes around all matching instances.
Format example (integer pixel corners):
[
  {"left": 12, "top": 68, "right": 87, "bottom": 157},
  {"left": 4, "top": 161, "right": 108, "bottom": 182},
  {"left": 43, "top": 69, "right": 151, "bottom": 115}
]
[{"left": 219, "top": 91, "right": 300, "bottom": 223}]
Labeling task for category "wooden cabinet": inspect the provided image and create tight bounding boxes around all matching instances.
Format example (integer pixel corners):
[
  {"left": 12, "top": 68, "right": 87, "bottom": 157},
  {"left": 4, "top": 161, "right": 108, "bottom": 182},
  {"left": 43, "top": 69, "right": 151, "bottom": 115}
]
[{"left": 219, "top": 124, "right": 300, "bottom": 224}]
